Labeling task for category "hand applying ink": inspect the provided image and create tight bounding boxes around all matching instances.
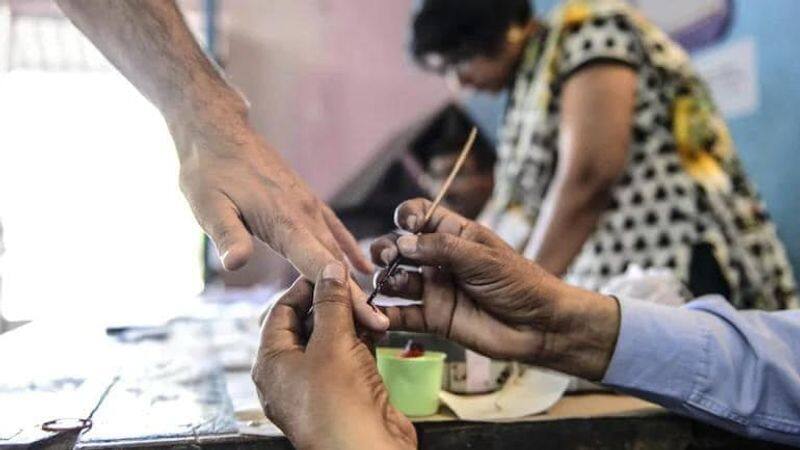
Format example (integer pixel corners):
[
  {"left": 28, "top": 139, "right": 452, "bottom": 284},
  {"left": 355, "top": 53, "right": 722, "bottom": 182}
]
[{"left": 367, "top": 127, "right": 478, "bottom": 306}]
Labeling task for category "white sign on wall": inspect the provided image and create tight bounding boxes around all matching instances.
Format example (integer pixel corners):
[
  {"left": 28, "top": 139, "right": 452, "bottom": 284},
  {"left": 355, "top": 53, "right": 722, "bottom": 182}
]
[
  {"left": 630, "top": 0, "right": 733, "bottom": 51},
  {"left": 693, "top": 38, "right": 760, "bottom": 119}
]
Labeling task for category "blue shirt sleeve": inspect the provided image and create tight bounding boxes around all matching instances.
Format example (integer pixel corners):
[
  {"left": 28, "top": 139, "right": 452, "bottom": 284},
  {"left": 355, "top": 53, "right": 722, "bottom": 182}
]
[{"left": 602, "top": 295, "right": 800, "bottom": 447}]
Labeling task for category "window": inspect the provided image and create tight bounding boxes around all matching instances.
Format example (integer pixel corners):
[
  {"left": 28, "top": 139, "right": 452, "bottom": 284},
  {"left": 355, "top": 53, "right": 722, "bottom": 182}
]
[{"left": 0, "top": 2, "right": 204, "bottom": 325}]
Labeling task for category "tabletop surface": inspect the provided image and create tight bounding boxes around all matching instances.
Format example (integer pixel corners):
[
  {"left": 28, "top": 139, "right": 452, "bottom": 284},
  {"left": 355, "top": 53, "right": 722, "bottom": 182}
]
[{"left": 0, "top": 315, "right": 792, "bottom": 450}]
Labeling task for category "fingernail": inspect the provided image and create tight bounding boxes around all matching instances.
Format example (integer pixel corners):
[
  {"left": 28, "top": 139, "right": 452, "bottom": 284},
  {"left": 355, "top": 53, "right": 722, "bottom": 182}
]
[
  {"left": 219, "top": 251, "right": 230, "bottom": 269},
  {"left": 322, "top": 262, "right": 345, "bottom": 282},
  {"left": 397, "top": 235, "right": 418, "bottom": 255},
  {"left": 381, "top": 247, "right": 397, "bottom": 264},
  {"left": 406, "top": 215, "right": 418, "bottom": 231},
  {"left": 375, "top": 308, "right": 389, "bottom": 326}
]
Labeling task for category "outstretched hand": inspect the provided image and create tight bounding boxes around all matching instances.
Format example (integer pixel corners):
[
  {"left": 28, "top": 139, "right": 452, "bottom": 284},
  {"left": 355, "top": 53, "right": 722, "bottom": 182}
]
[{"left": 175, "top": 122, "right": 388, "bottom": 332}]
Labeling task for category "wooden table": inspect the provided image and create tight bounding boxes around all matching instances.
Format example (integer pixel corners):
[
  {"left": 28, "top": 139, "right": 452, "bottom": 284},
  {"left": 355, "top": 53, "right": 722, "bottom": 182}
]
[{"left": 0, "top": 318, "right": 791, "bottom": 450}]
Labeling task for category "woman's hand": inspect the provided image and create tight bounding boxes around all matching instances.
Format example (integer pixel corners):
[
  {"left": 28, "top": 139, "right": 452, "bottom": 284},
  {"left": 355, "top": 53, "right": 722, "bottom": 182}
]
[
  {"left": 371, "top": 199, "right": 620, "bottom": 380},
  {"left": 252, "top": 263, "right": 416, "bottom": 450}
]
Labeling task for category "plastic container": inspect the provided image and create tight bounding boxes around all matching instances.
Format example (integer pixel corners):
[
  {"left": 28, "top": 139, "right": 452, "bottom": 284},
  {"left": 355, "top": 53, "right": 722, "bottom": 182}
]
[{"left": 376, "top": 347, "right": 446, "bottom": 417}]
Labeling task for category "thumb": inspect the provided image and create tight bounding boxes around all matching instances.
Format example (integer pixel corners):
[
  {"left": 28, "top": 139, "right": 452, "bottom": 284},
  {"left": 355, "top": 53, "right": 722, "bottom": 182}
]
[
  {"left": 202, "top": 196, "right": 254, "bottom": 271},
  {"left": 310, "top": 262, "right": 356, "bottom": 343}
]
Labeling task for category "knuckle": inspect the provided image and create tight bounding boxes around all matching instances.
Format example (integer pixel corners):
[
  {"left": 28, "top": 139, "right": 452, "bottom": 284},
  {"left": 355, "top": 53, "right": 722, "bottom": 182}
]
[
  {"left": 312, "top": 299, "right": 352, "bottom": 316},
  {"left": 250, "top": 363, "right": 261, "bottom": 385},
  {"left": 212, "top": 221, "right": 236, "bottom": 243},
  {"left": 395, "top": 198, "right": 426, "bottom": 225},
  {"left": 263, "top": 213, "right": 297, "bottom": 255},
  {"left": 280, "top": 279, "right": 313, "bottom": 305},
  {"left": 315, "top": 279, "right": 349, "bottom": 300},
  {"left": 372, "top": 235, "right": 392, "bottom": 249},
  {"left": 370, "top": 236, "right": 394, "bottom": 258},
  {"left": 485, "top": 248, "right": 504, "bottom": 265},
  {"left": 430, "top": 233, "right": 457, "bottom": 255},
  {"left": 258, "top": 304, "right": 274, "bottom": 326},
  {"left": 461, "top": 220, "right": 482, "bottom": 241},
  {"left": 297, "top": 196, "right": 320, "bottom": 217},
  {"left": 280, "top": 215, "right": 300, "bottom": 235}
]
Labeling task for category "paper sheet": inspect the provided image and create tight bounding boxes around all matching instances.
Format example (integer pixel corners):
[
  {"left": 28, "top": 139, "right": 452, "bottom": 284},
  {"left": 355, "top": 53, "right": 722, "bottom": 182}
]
[{"left": 438, "top": 365, "right": 569, "bottom": 421}]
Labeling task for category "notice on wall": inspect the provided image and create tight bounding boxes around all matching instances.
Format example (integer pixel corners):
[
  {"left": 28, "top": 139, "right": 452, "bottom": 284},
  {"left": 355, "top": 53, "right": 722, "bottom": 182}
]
[
  {"left": 631, "top": 0, "right": 732, "bottom": 51},
  {"left": 693, "top": 37, "right": 761, "bottom": 119},
  {"left": 633, "top": 0, "right": 727, "bottom": 35}
]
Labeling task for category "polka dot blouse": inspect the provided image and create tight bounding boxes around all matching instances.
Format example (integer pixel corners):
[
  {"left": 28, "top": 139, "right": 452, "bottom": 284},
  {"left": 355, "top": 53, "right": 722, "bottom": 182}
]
[{"left": 481, "top": 0, "right": 797, "bottom": 310}]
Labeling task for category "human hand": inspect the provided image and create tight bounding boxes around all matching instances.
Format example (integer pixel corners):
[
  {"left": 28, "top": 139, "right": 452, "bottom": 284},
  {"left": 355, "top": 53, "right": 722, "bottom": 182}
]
[
  {"left": 172, "top": 118, "right": 388, "bottom": 332},
  {"left": 370, "top": 199, "right": 620, "bottom": 380},
  {"left": 252, "top": 263, "right": 416, "bottom": 450}
]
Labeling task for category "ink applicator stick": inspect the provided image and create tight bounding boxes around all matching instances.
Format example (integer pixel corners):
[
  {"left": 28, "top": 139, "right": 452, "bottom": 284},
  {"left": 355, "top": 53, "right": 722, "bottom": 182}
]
[{"left": 367, "top": 126, "right": 478, "bottom": 305}]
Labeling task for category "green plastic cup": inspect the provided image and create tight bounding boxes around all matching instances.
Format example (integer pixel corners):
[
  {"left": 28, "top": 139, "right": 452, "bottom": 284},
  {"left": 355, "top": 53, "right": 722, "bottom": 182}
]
[{"left": 376, "top": 347, "right": 446, "bottom": 417}]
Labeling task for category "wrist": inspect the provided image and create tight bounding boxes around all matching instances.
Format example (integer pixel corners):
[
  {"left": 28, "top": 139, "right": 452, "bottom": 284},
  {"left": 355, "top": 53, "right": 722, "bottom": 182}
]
[
  {"left": 163, "top": 77, "right": 250, "bottom": 143},
  {"left": 164, "top": 90, "right": 258, "bottom": 164},
  {"left": 537, "top": 284, "right": 621, "bottom": 380}
]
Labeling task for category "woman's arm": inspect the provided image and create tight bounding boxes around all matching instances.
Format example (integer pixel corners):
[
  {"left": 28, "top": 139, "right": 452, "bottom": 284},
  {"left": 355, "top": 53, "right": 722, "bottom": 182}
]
[{"left": 525, "top": 64, "right": 636, "bottom": 275}]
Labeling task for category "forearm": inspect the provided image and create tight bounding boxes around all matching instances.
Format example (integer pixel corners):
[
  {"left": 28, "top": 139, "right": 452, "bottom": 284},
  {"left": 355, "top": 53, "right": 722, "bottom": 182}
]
[
  {"left": 536, "top": 64, "right": 634, "bottom": 275},
  {"left": 602, "top": 297, "right": 800, "bottom": 446},
  {"left": 56, "top": 0, "right": 247, "bottom": 131},
  {"left": 525, "top": 177, "right": 612, "bottom": 275}
]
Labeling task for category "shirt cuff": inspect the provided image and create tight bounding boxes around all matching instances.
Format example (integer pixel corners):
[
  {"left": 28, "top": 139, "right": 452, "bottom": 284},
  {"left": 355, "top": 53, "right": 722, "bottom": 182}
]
[{"left": 601, "top": 297, "right": 710, "bottom": 406}]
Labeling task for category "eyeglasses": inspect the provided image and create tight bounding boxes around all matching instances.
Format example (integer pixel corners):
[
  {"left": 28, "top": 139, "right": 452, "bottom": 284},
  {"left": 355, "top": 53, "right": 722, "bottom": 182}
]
[{"left": 419, "top": 52, "right": 472, "bottom": 75}]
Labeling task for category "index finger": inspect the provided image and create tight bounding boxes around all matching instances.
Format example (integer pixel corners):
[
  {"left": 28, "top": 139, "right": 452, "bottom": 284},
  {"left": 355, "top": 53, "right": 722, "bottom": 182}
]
[
  {"left": 394, "top": 198, "right": 508, "bottom": 248},
  {"left": 274, "top": 223, "right": 390, "bottom": 333}
]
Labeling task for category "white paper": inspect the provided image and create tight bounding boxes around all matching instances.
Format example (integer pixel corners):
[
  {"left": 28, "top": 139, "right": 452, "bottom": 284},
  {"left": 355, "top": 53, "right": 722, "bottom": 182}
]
[
  {"left": 373, "top": 296, "right": 423, "bottom": 308},
  {"left": 465, "top": 349, "right": 492, "bottom": 393},
  {"left": 600, "top": 264, "right": 688, "bottom": 307},
  {"left": 439, "top": 365, "right": 569, "bottom": 421}
]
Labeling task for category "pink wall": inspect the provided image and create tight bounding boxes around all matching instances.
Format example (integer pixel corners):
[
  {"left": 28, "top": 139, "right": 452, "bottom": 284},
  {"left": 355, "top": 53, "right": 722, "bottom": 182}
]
[{"left": 224, "top": 0, "right": 448, "bottom": 199}]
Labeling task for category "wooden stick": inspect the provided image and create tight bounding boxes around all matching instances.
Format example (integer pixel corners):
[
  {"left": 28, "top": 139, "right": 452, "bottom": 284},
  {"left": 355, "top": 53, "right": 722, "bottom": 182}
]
[{"left": 367, "top": 127, "right": 478, "bottom": 305}]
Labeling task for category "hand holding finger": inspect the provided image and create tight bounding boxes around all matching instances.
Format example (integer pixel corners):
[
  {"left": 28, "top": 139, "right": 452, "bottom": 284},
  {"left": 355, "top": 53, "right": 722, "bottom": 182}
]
[
  {"left": 258, "top": 278, "right": 313, "bottom": 357},
  {"left": 253, "top": 278, "right": 311, "bottom": 411},
  {"left": 274, "top": 223, "right": 389, "bottom": 333},
  {"left": 311, "top": 262, "right": 357, "bottom": 343}
]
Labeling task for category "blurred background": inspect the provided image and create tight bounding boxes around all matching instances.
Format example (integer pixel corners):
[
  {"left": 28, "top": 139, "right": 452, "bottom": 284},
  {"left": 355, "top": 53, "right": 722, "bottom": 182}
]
[{"left": 0, "top": 0, "right": 798, "bottom": 327}]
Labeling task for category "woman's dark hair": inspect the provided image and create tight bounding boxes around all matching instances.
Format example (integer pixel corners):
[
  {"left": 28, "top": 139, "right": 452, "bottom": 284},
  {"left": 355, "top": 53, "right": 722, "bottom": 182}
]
[
  {"left": 410, "top": 104, "right": 496, "bottom": 171},
  {"left": 411, "top": 0, "right": 533, "bottom": 68}
]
